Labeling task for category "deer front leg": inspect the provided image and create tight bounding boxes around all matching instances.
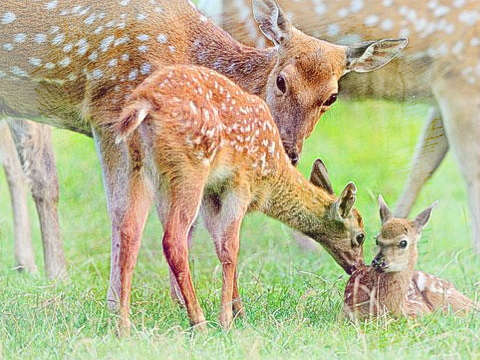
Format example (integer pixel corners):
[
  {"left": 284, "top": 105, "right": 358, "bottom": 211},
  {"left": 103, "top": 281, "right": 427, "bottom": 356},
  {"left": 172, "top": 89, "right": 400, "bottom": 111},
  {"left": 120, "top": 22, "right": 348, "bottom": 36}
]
[
  {"left": 433, "top": 78, "right": 480, "bottom": 252},
  {"left": 7, "top": 120, "right": 67, "bottom": 280},
  {"left": 394, "top": 108, "right": 449, "bottom": 217},
  {"left": 93, "top": 130, "right": 152, "bottom": 335},
  {"left": 0, "top": 121, "right": 37, "bottom": 274},
  {"left": 161, "top": 181, "right": 207, "bottom": 330}
]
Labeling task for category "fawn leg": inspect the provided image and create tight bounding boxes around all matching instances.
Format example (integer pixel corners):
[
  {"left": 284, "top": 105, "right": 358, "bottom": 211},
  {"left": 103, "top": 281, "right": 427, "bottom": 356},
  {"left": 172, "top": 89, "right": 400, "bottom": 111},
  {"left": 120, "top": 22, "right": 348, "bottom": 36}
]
[
  {"left": 0, "top": 121, "right": 37, "bottom": 273},
  {"left": 434, "top": 78, "right": 480, "bottom": 252},
  {"left": 394, "top": 108, "right": 449, "bottom": 217},
  {"left": 202, "top": 192, "right": 247, "bottom": 328},
  {"left": 162, "top": 181, "right": 206, "bottom": 329},
  {"left": 93, "top": 130, "right": 152, "bottom": 335},
  {"left": 8, "top": 120, "right": 67, "bottom": 279}
]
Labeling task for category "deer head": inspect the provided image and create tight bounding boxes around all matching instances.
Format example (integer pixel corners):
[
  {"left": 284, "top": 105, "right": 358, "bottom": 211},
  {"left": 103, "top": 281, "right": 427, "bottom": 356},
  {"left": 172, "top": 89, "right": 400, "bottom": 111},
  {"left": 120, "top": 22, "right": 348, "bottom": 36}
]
[
  {"left": 309, "top": 159, "right": 365, "bottom": 274},
  {"left": 372, "top": 195, "right": 437, "bottom": 273},
  {"left": 253, "top": 0, "right": 408, "bottom": 164}
]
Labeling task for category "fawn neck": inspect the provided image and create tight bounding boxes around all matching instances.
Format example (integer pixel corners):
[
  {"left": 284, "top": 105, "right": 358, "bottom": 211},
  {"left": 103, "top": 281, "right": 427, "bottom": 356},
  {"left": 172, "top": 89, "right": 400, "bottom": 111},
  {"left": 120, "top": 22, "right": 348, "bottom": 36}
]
[
  {"left": 263, "top": 165, "right": 334, "bottom": 241},
  {"left": 379, "top": 248, "right": 418, "bottom": 314},
  {"left": 187, "top": 16, "right": 276, "bottom": 98}
]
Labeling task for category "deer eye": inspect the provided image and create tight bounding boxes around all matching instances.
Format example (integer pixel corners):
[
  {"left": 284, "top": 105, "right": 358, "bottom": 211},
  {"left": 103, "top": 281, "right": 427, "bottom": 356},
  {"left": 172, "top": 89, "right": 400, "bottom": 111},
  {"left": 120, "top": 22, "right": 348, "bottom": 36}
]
[
  {"left": 276, "top": 75, "right": 287, "bottom": 94},
  {"left": 323, "top": 93, "right": 338, "bottom": 107},
  {"left": 399, "top": 240, "right": 408, "bottom": 248},
  {"left": 356, "top": 233, "right": 365, "bottom": 245}
]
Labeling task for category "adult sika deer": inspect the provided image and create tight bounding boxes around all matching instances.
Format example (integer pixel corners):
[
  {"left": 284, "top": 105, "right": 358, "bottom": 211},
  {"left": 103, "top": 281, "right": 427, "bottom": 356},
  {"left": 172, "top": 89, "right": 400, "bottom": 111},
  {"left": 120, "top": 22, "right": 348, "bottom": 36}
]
[
  {"left": 0, "top": 0, "right": 402, "bottom": 315},
  {"left": 222, "top": 0, "right": 480, "bottom": 251},
  {"left": 115, "top": 64, "right": 365, "bottom": 330}
]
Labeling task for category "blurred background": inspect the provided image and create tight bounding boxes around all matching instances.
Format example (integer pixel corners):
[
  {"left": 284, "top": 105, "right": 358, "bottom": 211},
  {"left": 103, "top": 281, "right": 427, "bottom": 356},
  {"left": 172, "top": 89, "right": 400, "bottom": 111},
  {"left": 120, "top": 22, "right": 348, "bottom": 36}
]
[{"left": 0, "top": 1, "right": 479, "bottom": 359}]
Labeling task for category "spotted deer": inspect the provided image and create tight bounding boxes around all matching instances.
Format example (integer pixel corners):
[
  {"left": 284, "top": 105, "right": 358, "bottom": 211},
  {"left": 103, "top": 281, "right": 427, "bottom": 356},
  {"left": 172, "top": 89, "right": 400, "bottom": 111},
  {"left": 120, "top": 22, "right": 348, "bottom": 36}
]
[
  {"left": 344, "top": 196, "right": 477, "bottom": 320},
  {"left": 221, "top": 0, "right": 480, "bottom": 252},
  {"left": 112, "top": 64, "right": 366, "bottom": 330},
  {"left": 0, "top": 120, "right": 66, "bottom": 279},
  {"left": 0, "top": 0, "right": 405, "bottom": 304}
]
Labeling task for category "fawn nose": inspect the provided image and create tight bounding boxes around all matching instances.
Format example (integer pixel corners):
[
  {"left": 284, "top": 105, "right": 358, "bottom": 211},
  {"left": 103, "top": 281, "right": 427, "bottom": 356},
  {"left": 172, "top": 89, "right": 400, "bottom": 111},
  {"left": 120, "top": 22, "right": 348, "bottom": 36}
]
[{"left": 372, "top": 254, "right": 385, "bottom": 269}]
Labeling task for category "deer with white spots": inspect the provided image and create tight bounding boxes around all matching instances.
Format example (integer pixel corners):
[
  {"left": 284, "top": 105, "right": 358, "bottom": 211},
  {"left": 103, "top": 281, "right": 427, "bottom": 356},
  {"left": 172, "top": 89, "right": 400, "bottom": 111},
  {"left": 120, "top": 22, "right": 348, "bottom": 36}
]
[
  {"left": 344, "top": 196, "right": 477, "bottom": 320},
  {"left": 222, "top": 0, "right": 480, "bottom": 252},
  {"left": 113, "top": 64, "right": 366, "bottom": 330},
  {"left": 0, "top": 0, "right": 404, "bottom": 316}
]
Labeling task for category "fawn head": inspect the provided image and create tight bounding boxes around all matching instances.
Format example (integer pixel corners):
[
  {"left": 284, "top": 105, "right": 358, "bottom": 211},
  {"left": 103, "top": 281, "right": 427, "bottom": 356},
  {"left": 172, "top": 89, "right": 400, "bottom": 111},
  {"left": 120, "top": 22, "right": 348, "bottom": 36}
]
[
  {"left": 309, "top": 160, "right": 365, "bottom": 274},
  {"left": 372, "top": 195, "right": 437, "bottom": 273},
  {"left": 253, "top": 0, "right": 408, "bottom": 164}
]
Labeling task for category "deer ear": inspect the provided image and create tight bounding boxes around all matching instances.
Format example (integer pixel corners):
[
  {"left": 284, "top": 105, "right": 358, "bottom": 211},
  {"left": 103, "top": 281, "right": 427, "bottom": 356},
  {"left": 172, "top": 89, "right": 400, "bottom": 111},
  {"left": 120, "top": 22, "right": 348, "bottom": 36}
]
[
  {"left": 346, "top": 38, "right": 408, "bottom": 73},
  {"left": 310, "top": 159, "right": 334, "bottom": 195},
  {"left": 334, "top": 182, "right": 357, "bottom": 219},
  {"left": 115, "top": 100, "right": 151, "bottom": 144},
  {"left": 252, "top": 0, "right": 291, "bottom": 46},
  {"left": 378, "top": 195, "right": 393, "bottom": 225},
  {"left": 413, "top": 201, "right": 438, "bottom": 231}
]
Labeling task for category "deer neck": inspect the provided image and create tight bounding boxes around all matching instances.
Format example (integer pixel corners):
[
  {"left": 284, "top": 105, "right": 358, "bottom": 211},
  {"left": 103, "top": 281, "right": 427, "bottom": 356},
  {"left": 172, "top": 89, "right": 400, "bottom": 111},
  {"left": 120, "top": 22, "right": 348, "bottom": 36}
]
[
  {"left": 262, "top": 166, "right": 334, "bottom": 242},
  {"left": 187, "top": 17, "right": 276, "bottom": 98},
  {"left": 378, "top": 258, "right": 416, "bottom": 315}
]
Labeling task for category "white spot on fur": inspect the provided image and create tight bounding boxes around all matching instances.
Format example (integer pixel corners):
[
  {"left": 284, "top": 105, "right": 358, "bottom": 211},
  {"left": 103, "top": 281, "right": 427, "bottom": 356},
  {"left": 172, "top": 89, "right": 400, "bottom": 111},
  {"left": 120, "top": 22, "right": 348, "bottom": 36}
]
[
  {"left": 1, "top": 12, "right": 16, "bottom": 24},
  {"left": 381, "top": 19, "right": 394, "bottom": 31},
  {"left": 76, "top": 39, "right": 89, "bottom": 56},
  {"left": 51, "top": 33, "right": 65, "bottom": 45},
  {"left": 3, "top": 43, "right": 13, "bottom": 51},
  {"left": 114, "top": 36, "right": 130, "bottom": 46},
  {"left": 46, "top": 0, "right": 58, "bottom": 10},
  {"left": 29, "top": 58, "right": 42, "bottom": 67},
  {"left": 100, "top": 35, "right": 114, "bottom": 52},
  {"left": 91, "top": 69, "right": 103, "bottom": 79},
  {"left": 34, "top": 34, "right": 47, "bottom": 44},
  {"left": 140, "top": 62, "right": 152, "bottom": 75},
  {"left": 88, "top": 51, "right": 98, "bottom": 62},
  {"left": 14, "top": 33, "right": 26, "bottom": 43},
  {"left": 45, "top": 62, "right": 55, "bottom": 70},
  {"left": 63, "top": 43, "right": 73, "bottom": 53},
  {"left": 58, "top": 57, "right": 71, "bottom": 67},
  {"left": 108, "top": 58, "right": 118, "bottom": 67},
  {"left": 138, "top": 45, "right": 149, "bottom": 53},
  {"left": 157, "top": 34, "right": 168, "bottom": 44},
  {"left": 11, "top": 66, "right": 27, "bottom": 77},
  {"left": 364, "top": 15, "right": 379, "bottom": 27},
  {"left": 128, "top": 69, "right": 138, "bottom": 81},
  {"left": 137, "top": 34, "right": 150, "bottom": 42}
]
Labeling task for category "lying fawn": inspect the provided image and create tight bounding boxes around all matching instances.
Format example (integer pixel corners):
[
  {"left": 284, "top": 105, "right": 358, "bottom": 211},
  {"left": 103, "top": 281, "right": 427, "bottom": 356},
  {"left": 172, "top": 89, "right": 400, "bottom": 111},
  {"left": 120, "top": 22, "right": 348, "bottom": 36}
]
[
  {"left": 0, "top": 0, "right": 404, "bottom": 307},
  {"left": 344, "top": 196, "right": 476, "bottom": 320},
  {"left": 222, "top": 0, "right": 480, "bottom": 253},
  {"left": 112, "top": 64, "right": 366, "bottom": 331}
]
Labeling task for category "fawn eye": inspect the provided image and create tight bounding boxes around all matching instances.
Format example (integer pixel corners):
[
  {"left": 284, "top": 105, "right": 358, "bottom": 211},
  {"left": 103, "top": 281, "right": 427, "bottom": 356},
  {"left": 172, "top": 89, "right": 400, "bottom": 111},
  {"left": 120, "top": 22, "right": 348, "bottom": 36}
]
[
  {"left": 276, "top": 75, "right": 287, "bottom": 94},
  {"left": 399, "top": 240, "right": 408, "bottom": 248},
  {"left": 356, "top": 233, "right": 365, "bottom": 245},
  {"left": 323, "top": 93, "right": 338, "bottom": 107}
]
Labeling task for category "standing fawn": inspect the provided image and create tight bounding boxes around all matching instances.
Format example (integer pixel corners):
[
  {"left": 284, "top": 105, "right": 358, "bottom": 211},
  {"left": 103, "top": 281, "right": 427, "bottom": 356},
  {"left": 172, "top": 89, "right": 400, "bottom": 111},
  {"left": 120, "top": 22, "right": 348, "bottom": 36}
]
[
  {"left": 113, "top": 64, "right": 366, "bottom": 331},
  {"left": 222, "top": 0, "right": 480, "bottom": 252},
  {"left": 0, "top": 0, "right": 404, "bottom": 306},
  {"left": 344, "top": 196, "right": 477, "bottom": 320}
]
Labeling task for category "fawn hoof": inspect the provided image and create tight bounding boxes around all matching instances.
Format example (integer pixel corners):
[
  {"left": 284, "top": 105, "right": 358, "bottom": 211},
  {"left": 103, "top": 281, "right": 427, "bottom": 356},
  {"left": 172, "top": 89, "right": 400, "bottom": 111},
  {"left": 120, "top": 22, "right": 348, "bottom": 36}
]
[
  {"left": 192, "top": 320, "right": 208, "bottom": 332},
  {"left": 233, "top": 302, "right": 246, "bottom": 319},
  {"left": 219, "top": 312, "right": 234, "bottom": 331}
]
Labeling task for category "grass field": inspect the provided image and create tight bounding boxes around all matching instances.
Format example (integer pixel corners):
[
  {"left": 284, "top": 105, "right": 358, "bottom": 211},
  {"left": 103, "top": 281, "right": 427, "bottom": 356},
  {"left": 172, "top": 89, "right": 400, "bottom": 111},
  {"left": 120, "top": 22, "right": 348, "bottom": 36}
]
[{"left": 0, "top": 100, "right": 479, "bottom": 359}]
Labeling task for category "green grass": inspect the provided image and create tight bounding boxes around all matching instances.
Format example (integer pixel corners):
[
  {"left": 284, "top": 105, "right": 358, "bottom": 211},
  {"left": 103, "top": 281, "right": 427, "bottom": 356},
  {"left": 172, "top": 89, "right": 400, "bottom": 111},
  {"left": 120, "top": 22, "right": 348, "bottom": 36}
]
[{"left": 0, "top": 100, "right": 479, "bottom": 359}]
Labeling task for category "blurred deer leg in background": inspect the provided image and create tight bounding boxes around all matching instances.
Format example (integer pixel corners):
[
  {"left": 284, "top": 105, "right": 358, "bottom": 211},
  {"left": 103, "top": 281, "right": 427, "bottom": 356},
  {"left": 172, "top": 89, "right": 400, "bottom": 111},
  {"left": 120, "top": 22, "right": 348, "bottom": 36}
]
[
  {"left": 433, "top": 77, "right": 480, "bottom": 253},
  {"left": 394, "top": 108, "right": 449, "bottom": 217},
  {"left": 0, "top": 121, "right": 37, "bottom": 274},
  {"left": 8, "top": 120, "right": 67, "bottom": 280}
]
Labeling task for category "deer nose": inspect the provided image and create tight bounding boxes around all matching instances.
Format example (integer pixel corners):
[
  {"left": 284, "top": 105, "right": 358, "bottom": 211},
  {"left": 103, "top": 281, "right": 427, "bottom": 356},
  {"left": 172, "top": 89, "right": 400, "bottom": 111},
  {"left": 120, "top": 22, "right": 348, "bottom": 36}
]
[
  {"left": 372, "top": 255, "right": 384, "bottom": 268},
  {"left": 288, "top": 151, "right": 299, "bottom": 166}
]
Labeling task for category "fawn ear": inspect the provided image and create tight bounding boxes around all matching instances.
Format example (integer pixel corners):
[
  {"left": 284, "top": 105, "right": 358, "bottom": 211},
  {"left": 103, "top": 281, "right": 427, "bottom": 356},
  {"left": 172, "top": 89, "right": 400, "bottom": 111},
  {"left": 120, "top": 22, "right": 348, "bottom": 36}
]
[
  {"left": 346, "top": 38, "right": 408, "bottom": 73},
  {"left": 413, "top": 201, "right": 438, "bottom": 231},
  {"left": 310, "top": 159, "right": 334, "bottom": 195},
  {"left": 334, "top": 182, "right": 357, "bottom": 219},
  {"left": 378, "top": 195, "right": 393, "bottom": 225},
  {"left": 115, "top": 101, "right": 151, "bottom": 144},
  {"left": 252, "top": 0, "right": 291, "bottom": 46}
]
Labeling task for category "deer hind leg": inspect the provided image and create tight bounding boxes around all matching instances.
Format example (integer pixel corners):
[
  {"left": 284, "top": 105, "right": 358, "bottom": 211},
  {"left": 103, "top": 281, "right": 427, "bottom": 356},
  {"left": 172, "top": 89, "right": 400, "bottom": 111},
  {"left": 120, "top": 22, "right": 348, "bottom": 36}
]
[
  {"left": 433, "top": 78, "right": 480, "bottom": 253},
  {"left": 161, "top": 175, "right": 207, "bottom": 330},
  {"left": 394, "top": 107, "right": 449, "bottom": 217},
  {"left": 7, "top": 119, "right": 67, "bottom": 280},
  {"left": 93, "top": 129, "right": 152, "bottom": 335},
  {"left": 0, "top": 121, "right": 37, "bottom": 274},
  {"left": 202, "top": 192, "right": 248, "bottom": 329}
]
